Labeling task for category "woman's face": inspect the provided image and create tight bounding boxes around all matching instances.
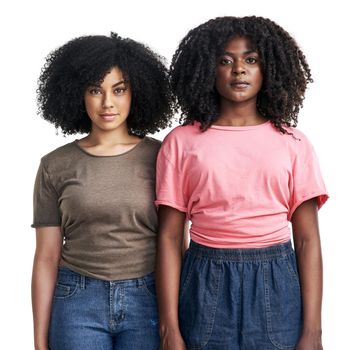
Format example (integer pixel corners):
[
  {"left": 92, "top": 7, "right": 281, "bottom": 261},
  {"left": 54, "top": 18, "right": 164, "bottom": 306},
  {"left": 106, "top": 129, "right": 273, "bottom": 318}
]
[
  {"left": 84, "top": 66, "right": 132, "bottom": 133},
  {"left": 215, "top": 36, "right": 263, "bottom": 105}
]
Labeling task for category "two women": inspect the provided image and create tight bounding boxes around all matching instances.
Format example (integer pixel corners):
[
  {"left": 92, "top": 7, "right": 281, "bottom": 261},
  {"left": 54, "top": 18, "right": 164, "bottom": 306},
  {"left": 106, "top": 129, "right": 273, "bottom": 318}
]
[{"left": 32, "top": 17, "right": 327, "bottom": 350}]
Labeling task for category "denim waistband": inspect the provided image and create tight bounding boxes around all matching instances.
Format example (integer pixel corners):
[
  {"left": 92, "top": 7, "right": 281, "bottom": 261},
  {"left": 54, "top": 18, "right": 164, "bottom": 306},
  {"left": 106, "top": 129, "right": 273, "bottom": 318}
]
[
  {"left": 57, "top": 266, "right": 154, "bottom": 287},
  {"left": 188, "top": 240, "right": 293, "bottom": 262}
]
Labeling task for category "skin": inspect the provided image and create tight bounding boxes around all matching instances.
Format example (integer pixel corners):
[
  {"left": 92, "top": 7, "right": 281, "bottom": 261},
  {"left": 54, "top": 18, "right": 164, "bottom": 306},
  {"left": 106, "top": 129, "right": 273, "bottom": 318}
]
[
  {"left": 157, "top": 37, "right": 323, "bottom": 349},
  {"left": 214, "top": 36, "right": 265, "bottom": 127},
  {"left": 32, "top": 227, "right": 62, "bottom": 350},
  {"left": 32, "top": 66, "right": 139, "bottom": 350},
  {"left": 79, "top": 66, "right": 141, "bottom": 155}
]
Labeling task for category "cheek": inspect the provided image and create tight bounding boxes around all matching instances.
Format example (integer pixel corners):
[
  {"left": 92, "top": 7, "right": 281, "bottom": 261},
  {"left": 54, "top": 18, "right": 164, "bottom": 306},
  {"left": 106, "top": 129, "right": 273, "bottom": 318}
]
[
  {"left": 215, "top": 72, "right": 227, "bottom": 91},
  {"left": 84, "top": 96, "right": 96, "bottom": 110},
  {"left": 120, "top": 94, "right": 132, "bottom": 112}
]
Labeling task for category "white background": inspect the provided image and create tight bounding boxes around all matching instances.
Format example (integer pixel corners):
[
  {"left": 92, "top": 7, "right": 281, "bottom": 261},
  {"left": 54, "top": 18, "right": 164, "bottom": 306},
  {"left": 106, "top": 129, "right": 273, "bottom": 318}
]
[{"left": 1, "top": 0, "right": 348, "bottom": 348}]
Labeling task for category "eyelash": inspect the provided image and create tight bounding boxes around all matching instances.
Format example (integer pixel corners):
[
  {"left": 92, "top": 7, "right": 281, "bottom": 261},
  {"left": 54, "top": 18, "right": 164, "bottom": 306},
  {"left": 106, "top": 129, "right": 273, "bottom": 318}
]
[
  {"left": 219, "top": 57, "right": 258, "bottom": 65},
  {"left": 246, "top": 57, "right": 258, "bottom": 64},
  {"left": 88, "top": 87, "right": 127, "bottom": 95}
]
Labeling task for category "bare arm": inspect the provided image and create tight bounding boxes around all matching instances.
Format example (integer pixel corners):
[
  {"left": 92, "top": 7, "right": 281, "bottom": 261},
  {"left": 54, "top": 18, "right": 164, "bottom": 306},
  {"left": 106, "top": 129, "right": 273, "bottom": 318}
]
[
  {"left": 156, "top": 205, "right": 187, "bottom": 350},
  {"left": 32, "top": 227, "right": 62, "bottom": 350},
  {"left": 292, "top": 198, "right": 323, "bottom": 350}
]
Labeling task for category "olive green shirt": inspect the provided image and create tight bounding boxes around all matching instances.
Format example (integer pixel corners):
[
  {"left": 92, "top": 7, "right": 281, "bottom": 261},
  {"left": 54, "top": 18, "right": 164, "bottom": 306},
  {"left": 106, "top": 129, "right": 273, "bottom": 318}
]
[{"left": 32, "top": 137, "right": 160, "bottom": 281}]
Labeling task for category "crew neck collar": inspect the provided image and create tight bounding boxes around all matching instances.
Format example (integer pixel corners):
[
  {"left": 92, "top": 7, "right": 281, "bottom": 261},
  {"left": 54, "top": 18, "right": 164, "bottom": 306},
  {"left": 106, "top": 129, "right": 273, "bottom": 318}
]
[{"left": 209, "top": 120, "right": 271, "bottom": 131}]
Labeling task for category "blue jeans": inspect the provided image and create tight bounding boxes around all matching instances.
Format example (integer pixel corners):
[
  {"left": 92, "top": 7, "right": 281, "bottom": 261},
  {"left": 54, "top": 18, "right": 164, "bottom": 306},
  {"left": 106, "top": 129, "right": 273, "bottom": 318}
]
[
  {"left": 49, "top": 267, "right": 159, "bottom": 349},
  {"left": 179, "top": 241, "right": 302, "bottom": 350}
]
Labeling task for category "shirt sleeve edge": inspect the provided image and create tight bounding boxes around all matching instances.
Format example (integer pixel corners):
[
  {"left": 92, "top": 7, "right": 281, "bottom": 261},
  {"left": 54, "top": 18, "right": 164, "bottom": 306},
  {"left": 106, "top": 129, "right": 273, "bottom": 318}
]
[{"left": 288, "top": 192, "right": 329, "bottom": 221}]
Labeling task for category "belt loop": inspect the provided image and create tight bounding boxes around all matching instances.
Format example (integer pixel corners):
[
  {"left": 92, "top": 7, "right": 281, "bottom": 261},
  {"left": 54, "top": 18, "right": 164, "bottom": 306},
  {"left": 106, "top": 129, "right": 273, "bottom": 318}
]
[
  {"left": 136, "top": 277, "right": 143, "bottom": 287},
  {"left": 80, "top": 275, "right": 85, "bottom": 289}
]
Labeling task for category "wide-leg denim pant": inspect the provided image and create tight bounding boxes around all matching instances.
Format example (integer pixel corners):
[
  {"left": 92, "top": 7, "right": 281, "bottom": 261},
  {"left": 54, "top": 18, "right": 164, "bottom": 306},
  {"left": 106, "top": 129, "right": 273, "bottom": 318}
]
[
  {"left": 49, "top": 267, "right": 159, "bottom": 350},
  {"left": 179, "top": 240, "right": 302, "bottom": 350}
]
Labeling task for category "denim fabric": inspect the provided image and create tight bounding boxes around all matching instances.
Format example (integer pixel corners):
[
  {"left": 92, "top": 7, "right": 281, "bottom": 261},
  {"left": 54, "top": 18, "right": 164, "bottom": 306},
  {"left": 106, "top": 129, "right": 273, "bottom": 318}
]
[
  {"left": 179, "top": 241, "right": 302, "bottom": 350},
  {"left": 49, "top": 267, "right": 159, "bottom": 350}
]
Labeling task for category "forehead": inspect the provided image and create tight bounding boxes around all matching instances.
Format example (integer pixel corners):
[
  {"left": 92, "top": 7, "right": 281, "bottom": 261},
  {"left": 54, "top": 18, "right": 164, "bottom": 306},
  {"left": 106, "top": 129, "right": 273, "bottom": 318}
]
[
  {"left": 99, "top": 66, "right": 125, "bottom": 85},
  {"left": 223, "top": 36, "right": 255, "bottom": 54}
]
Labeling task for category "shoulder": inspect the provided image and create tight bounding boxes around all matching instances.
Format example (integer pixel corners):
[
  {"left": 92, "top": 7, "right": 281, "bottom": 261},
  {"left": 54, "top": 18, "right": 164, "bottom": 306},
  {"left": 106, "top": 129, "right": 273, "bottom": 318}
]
[
  {"left": 40, "top": 142, "right": 78, "bottom": 169},
  {"left": 162, "top": 123, "right": 201, "bottom": 145},
  {"left": 144, "top": 136, "right": 161, "bottom": 148},
  {"left": 278, "top": 125, "right": 316, "bottom": 161},
  {"left": 282, "top": 125, "right": 313, "bottom": 147},
  {"left": 141, "top": 136, "right": 162, "bottom": 155}
]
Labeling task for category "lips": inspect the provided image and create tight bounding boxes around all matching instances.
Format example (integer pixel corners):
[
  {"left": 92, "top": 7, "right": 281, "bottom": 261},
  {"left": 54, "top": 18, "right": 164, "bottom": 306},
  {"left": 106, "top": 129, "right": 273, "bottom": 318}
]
[
  {"left": 230, "top": 80, "right": 250, "bottom": 88},
  {"left": 99, "top": 113, "right": 118, "bottom": 121}
]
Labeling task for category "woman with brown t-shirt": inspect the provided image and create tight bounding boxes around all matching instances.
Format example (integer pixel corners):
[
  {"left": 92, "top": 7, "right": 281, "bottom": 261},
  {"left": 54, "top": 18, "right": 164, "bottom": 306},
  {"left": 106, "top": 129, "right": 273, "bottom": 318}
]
[{"left": 31, "top": 33, "right": 173, "bottom": 350}]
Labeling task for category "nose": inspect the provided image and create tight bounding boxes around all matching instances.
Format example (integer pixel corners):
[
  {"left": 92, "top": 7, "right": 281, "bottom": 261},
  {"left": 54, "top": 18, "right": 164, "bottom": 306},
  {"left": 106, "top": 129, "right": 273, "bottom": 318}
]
[
  {"left": 231, "top": 60, "right": 246, "bottom": 76},
  {"left": 102, "top": 92, "right": 114, "bottom": 109}
]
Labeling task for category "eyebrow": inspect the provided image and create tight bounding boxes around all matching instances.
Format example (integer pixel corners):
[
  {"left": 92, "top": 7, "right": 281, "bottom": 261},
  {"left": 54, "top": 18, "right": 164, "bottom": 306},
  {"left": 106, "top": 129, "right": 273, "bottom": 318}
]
[
  {"left": 88, "top": 80, "right": 128, "bottom": 88},
  {"left": 222, "top": 50, "right": 258, "bottom": 56}
]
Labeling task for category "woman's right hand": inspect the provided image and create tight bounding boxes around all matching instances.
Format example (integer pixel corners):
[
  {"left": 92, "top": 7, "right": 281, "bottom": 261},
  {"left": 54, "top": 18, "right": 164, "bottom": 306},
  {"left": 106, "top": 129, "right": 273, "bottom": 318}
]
[{"left": 160, "top": 328, "right": 186, "bottom": 350}]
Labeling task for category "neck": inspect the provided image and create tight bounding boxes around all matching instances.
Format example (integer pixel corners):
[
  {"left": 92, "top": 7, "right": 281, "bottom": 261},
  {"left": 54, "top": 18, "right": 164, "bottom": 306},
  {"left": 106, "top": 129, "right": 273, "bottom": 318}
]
[
  {"left": 216, "top": 98, "right": 265, "bottom": 127},
  {"left": 86, "top": 124, "right": 136, "bottom": 146}
]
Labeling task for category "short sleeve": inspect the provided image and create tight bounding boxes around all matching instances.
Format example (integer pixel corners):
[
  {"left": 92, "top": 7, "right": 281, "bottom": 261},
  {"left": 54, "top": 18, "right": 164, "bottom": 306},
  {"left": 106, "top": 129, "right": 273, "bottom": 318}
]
[
  {"left": 155, "top": 136, "right": 188, "bottom": 213},
  {"left": 32, "top": 160, "right": 61, "bottom": 227},
  {"left": 288, "top": 139, "right": 329, "bottom": 221}
]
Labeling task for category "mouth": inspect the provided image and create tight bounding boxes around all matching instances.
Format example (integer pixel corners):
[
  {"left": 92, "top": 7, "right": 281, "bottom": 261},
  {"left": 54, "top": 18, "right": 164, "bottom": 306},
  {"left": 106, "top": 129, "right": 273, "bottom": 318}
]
[
  {"left": 99, "top": 113, "right": 119, "bottom": 121},
  {"left": 230, "top": 80, "right": 250, "bottom": 89}
]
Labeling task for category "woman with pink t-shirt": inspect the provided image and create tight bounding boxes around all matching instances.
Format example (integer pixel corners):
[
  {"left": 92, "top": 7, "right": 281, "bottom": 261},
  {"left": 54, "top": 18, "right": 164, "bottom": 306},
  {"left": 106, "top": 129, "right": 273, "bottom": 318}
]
[{"left": 155, "top": 17, "right": 327, "bottom": 350}]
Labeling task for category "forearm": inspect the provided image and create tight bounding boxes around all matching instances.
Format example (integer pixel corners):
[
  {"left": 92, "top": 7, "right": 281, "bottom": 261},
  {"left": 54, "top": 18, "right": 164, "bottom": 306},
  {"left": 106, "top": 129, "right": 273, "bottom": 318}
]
[
  {"left": 32, "top": 256, "right": 59, "bottom": 349},
  {"left": 294, "top": 235, "right": 323, "bottom": 335},
  {"left": 156, "top": 232, "right": 183, "bottom": 334}
]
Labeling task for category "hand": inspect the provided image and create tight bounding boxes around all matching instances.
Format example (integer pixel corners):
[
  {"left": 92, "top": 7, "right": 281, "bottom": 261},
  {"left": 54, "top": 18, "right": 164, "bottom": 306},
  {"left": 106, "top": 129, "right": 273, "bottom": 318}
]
[
  {"left": 296, "top": 332, "right": 323, "bottom": 350},
  {"left": 160, "top": 328, "right": 186, "bottom": 350}
]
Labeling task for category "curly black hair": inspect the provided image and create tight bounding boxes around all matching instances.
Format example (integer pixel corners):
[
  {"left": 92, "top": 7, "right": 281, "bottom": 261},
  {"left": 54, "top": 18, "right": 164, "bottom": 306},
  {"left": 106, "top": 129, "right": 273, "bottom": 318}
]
[
  {"left": 170, "top": 16, "right": 313, "bottom": 132},
  {"left": 37, "top": 33, "right": 173, "bottom": 137}
]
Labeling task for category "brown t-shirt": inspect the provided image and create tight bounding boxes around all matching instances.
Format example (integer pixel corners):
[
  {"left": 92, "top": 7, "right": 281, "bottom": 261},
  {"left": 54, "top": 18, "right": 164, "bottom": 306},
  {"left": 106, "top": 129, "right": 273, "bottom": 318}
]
[{"left": 32, "top": 137, "right": 161, "bottom": 281}]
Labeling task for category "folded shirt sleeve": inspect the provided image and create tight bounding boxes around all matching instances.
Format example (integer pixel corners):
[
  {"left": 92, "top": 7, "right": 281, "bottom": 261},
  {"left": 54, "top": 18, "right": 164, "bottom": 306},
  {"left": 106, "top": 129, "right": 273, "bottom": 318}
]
[{"left": 288, "top": 137, "right": 329, "bottom": 221}]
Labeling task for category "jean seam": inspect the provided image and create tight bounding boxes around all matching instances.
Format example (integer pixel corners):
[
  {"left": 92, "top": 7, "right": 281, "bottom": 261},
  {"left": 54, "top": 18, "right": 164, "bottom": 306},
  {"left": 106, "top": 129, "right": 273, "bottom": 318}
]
[
  {"left": 53, "top": 282, "right": 79, "bottom": 299},
  {"left": 263, "top": 262, "right": 296, "bottom": 350},
  {"left": 285, "top": 256, "right": 301, "bottom": 288},
  {"left": 140, "top": 279, "right": 157, "bottom": 300},
  {"left": 188, "top": 260, "right": 222, "bottom": 350},
  {"left": 179, "top": 254, "right": 196, "bottom": 301}
]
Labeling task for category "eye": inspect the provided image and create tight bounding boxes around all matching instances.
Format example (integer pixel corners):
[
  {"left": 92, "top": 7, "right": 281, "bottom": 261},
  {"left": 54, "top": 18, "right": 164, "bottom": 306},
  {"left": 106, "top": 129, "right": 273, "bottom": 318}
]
[
  {"left": 114, "top": 87, "right": 127, "bottom": 95},
  {"left": 219, "top": 57, "right": 233, "bottom": 65},
  {"left": 88, "top": 88, "right": 101, "bottom": 95},
  {"left": 246, "top": 57, "right": 258, "bottom": 64}
]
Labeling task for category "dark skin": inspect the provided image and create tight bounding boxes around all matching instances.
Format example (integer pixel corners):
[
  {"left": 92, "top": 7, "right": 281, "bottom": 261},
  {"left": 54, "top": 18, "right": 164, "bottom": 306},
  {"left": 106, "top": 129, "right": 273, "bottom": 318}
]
[
  {"left": 156, "top": 37, "right": 323, "bottom": 349},
  {"left": 292, "top": 199, "right": 323, "bottom": 350}
]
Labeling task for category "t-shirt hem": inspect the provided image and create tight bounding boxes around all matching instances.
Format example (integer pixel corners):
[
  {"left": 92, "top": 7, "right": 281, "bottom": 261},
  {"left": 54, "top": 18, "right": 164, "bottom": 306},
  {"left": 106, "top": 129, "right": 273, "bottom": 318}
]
[
  {"left": 60, "top": 262, "right": 156, "bottom": 282},
  {"left": 154, "top": 200, "right": 188, "bottom": 213},
  {"left": 31, "top": 223, "right": 61, "bottom": 228},
  {"left": 288, "top": 192, "right": 329, "bottom": 221},
  {"left": 190, "top": 236, "right": 291, "bottom": 249}
]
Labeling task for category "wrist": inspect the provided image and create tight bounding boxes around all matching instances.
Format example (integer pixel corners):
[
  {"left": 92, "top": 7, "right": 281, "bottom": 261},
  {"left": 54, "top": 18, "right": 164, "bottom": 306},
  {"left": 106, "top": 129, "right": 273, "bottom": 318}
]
[
  {"left": 159, "top": 322, "right": 181, "bottom": 337},
  {"left": 302, "top": 327, "right": 322, "bottom": 338},
  {"left": 34, "top": 338, "right": 48, "bottom": 350}
]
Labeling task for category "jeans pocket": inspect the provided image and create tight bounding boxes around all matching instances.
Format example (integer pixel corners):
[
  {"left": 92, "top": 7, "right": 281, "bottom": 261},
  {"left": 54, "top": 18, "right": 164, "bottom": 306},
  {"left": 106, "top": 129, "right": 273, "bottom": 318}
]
[
  {"left": 53, "top": 269, "right": 80, "bottom": 299},
  {"left": 263, "top": 256, "right": 302, "bottom": 350},
  {"left": 179, "top": 250, "right": 195, "bottom": 300},
  {"left": 141, "top": 274, "right": 157, "bottom": 299},
  {"left": 179, "top": 258, "right": 222, "bottom": 350}
]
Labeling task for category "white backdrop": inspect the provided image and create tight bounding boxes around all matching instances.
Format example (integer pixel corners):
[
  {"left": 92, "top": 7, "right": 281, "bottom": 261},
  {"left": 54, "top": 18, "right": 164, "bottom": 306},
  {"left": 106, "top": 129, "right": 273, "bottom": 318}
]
[{"left": 1, "top": 0, "right": 348, "bottom": 348}]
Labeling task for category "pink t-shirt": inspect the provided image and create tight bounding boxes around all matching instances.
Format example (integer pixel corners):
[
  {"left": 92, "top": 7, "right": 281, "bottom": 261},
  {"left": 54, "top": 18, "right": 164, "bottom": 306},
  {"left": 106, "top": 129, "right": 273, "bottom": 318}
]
[{"left": 155, "top": 121, "right": 328, "bottom": 248}]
